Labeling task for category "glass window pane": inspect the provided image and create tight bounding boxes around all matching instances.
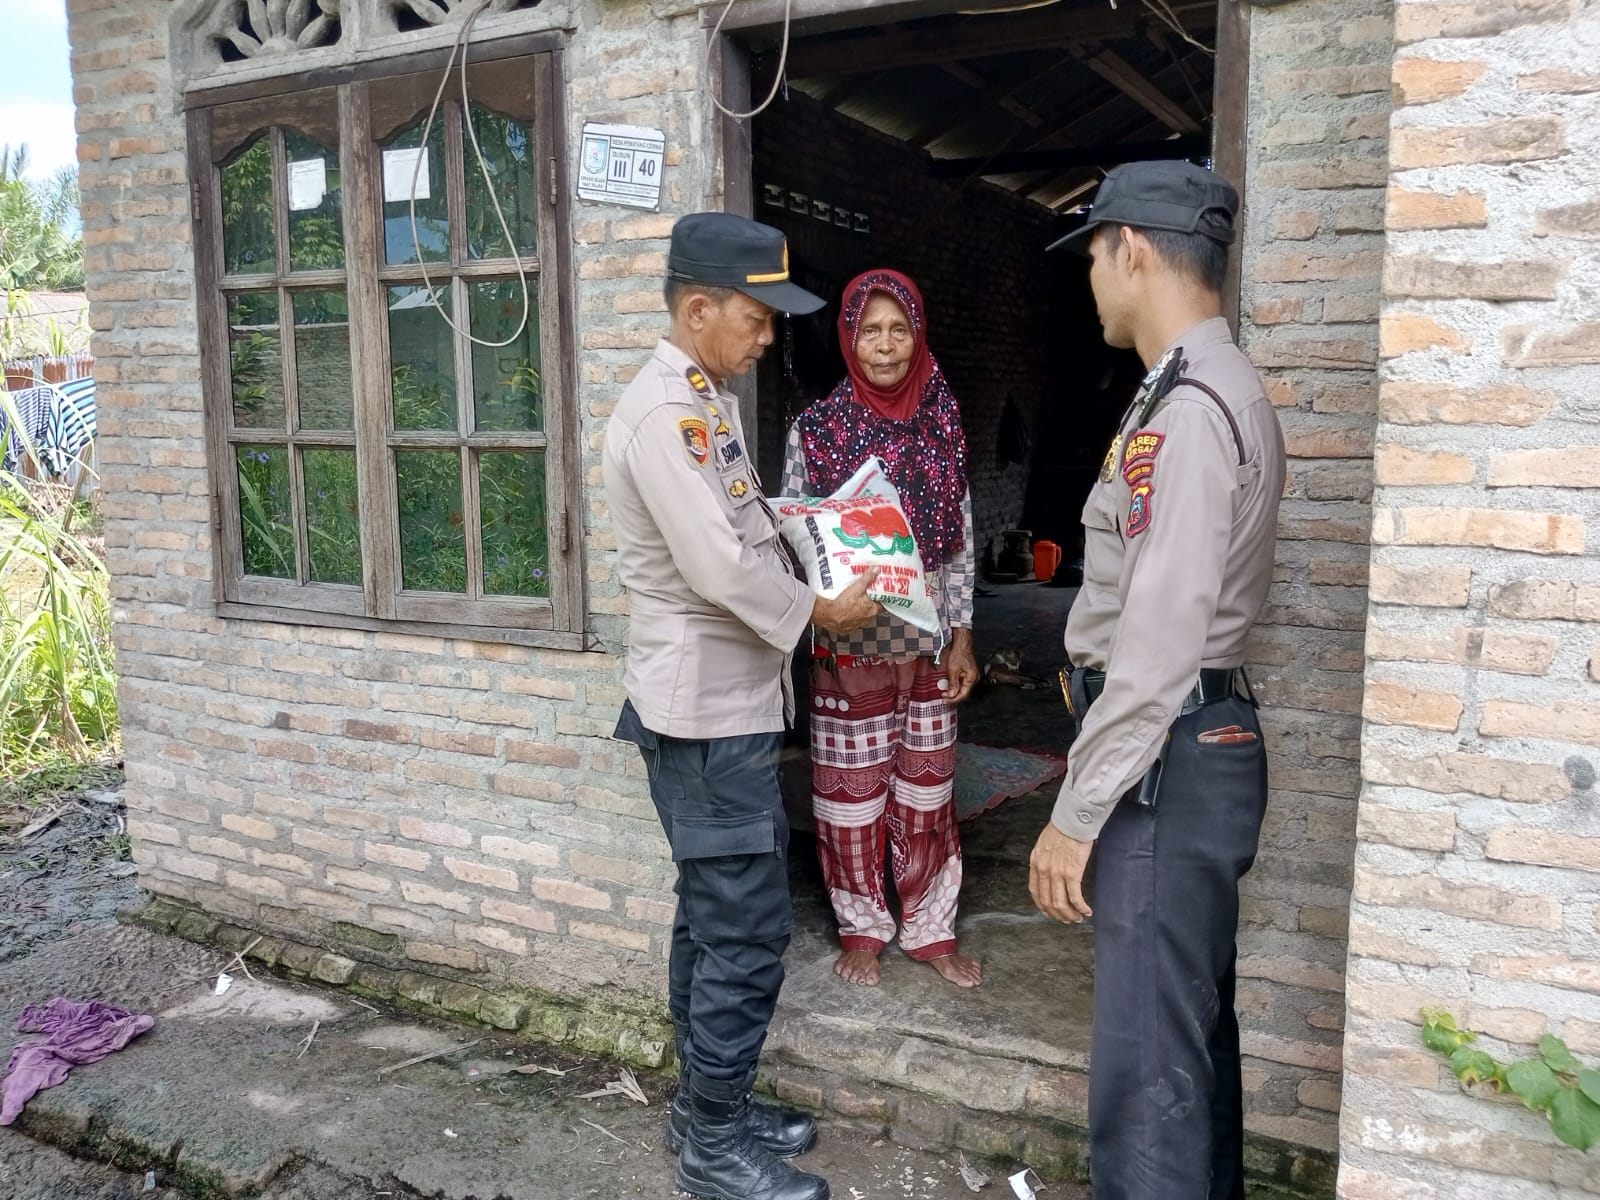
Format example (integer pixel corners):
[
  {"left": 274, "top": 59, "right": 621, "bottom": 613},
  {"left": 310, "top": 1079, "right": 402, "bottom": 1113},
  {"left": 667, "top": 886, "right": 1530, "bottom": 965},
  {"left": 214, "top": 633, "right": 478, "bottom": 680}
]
[
  {"left": 466, "top": 106, "right": 537, "bottom": 261},
  {"left": 303, "top": 448, "right": 361, "bottom": 586},
  {"left": 469, "top": 280, "right": 541, "bottom": 432},
  {"left": 228, "top": 292, "right": 284, "bottom": 429},
  {"left": 480, "top": 452, "right": 549, "bottom": 599},
  {"left": 294, "top": 290, "right": 352, "bottom": 430},
  {"left": 236, "top": 444, "right": 295, "bottom": 579},
  {"left": 285, "top": 129, "right": 344, "bottom": 272},
  {"left": 389, "top": 285, "right": 456, "bottom": 431},
  {"left": 396, "top": 450, "right": 465, "bottom": 593},
  {"left": 221, "top": 136, "right": 275, "bottom": 276},
  {"left": 382, "top": 118, "right": 449, "bottom": 265}
]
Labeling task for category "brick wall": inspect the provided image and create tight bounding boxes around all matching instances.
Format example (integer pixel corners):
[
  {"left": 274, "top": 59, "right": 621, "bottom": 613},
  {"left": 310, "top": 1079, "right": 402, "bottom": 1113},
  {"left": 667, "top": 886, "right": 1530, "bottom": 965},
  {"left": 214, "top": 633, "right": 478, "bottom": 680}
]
[
  {"left": 750, "top": 92, "right": 1056, "bottom": 557},
  {"left": 1338, "top": 0, "right": 1600, "bottom": 1195},
  {"left": 1231, "top": 0, "right": 1395, "bottom": 1157},
  {"left": 74, "top": 0, "right": 1412, "bottom": 1170},
  {"left": 70, "top": 0, "right": 729, "bottom": 1007}
]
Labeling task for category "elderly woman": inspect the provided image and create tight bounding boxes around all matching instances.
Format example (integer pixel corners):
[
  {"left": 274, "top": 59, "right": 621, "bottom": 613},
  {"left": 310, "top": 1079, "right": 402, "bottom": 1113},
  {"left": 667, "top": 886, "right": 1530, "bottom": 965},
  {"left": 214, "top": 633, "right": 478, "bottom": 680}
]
[{"left": 782, "top": 269, "right": 982, "bottom": 990}]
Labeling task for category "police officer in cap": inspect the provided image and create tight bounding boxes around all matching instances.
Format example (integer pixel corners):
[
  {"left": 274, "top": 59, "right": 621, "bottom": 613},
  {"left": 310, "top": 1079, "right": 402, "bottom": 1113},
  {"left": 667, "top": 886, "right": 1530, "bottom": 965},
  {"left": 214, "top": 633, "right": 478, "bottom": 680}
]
[
  {"left": 603, "top": 212, "right": 882, "bottom": 1200},
  {"left": 1031, "top": 161, "right": 1286, "bottom": 1199}
]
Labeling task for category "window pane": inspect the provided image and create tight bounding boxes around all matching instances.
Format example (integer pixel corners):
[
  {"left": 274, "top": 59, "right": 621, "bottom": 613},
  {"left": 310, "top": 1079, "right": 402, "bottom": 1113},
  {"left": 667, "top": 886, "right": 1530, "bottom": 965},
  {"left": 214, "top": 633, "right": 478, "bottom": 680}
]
[
  {"left": 294, "top": 290, "right": 352, "bottom": 430},
  {"left": 480, "top": 452, "right": 549, "bottom": 598},
  {"left": 396, "top": 450, "right": 465, "bottom": 593},
  {"left": 466, "top": 107, "right": 537, "bottom": 261},
  {"left": 229, "top": 292, "right": 284, "bottom": 429},
  {"left": 221, "top": 136, "right": 275, "bottom": 276},
  {"left": 469, "top": 280, "right": 542, "bottom": 431},
  {"left": 303, "top": 448, "right": 361, "bottom": 586},
  {"left": 389, "top": 286, "right": 456, "bottom": 431},
  {"left": 236, "top": 444, "right": 295, "bottom": 579},
  {"left": 382, "top": 118, "right": 449, "bottom": 265},
  {"left": 285, "top": 129, "right": 344, "bottom": 272}
]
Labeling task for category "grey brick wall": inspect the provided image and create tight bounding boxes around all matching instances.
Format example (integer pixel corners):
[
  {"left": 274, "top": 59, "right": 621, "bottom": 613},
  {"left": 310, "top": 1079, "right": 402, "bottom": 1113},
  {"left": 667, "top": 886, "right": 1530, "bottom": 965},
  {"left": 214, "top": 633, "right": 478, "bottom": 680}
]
[
  {"left": 1340, "top": 0, "right": 1600, "bottom": 1194},
  {"left": 1231, "top": 0, "right": 1395, "bottom": 1154},
  {"left": 70, "top": 0, "right": 1411, "bottom": 1164}
]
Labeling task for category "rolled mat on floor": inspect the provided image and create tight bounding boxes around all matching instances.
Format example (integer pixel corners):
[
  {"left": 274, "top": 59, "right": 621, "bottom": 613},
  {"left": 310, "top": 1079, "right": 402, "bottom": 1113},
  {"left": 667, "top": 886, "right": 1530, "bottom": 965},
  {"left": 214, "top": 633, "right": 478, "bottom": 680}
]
[{"left": 781, "top": 742, "right": 1067, "bottom": 834}]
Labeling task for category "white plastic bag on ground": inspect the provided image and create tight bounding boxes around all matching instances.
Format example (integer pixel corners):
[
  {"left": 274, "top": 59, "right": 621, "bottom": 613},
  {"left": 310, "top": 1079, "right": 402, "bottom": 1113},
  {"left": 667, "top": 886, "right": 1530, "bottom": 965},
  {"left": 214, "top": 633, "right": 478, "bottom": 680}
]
[{"left": 777, "top": 457, "right": 941, "bottom": 636}]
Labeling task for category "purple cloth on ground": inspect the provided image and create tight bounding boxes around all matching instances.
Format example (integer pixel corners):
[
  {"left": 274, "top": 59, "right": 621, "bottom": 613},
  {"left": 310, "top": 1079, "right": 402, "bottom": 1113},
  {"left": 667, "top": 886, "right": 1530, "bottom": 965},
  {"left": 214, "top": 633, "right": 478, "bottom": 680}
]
[{"left": 1, "top": 997, "right": 155, "bottom": 1124}]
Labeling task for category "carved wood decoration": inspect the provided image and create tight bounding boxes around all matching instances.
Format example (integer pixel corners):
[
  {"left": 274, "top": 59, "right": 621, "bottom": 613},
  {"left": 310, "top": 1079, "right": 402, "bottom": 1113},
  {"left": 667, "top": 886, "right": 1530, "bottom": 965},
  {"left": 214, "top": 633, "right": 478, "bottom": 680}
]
[
  {"left": 391, "top": 0, "right": 540, "bottom": 25},
  {"left": 217, "top": 0, "right": 343, "bottom": 59}
]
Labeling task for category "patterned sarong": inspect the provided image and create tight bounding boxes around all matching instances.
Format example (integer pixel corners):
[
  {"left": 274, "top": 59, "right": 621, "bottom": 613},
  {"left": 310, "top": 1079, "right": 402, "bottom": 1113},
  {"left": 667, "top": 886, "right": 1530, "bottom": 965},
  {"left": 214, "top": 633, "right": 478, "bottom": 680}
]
[{"left": 809, "top": 653, "right": 961, "bottom": 960}]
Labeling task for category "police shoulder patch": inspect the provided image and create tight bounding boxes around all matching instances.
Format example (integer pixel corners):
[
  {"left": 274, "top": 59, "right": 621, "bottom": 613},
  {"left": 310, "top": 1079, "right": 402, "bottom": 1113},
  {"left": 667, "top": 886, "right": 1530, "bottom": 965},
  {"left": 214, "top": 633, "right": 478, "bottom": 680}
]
[
  {"left": 680, "top": 417, "right": 710, "bottom": 465},
  {"left": 1126, "top": 480, "right": 1154, "bottom": 538},
  {"left": 685, "top": 367, "right": 714, "bottom": 397},
  {"left": 1122, "top": 430, "right": 1164, "bottom": 475}
]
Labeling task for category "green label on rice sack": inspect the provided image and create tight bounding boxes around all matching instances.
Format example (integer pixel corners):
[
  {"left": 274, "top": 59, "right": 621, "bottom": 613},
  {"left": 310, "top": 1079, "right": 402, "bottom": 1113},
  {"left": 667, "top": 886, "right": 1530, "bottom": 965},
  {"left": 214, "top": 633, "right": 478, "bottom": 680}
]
[{"left": 777, "top": 457, "right": 942, "bottom": 637}]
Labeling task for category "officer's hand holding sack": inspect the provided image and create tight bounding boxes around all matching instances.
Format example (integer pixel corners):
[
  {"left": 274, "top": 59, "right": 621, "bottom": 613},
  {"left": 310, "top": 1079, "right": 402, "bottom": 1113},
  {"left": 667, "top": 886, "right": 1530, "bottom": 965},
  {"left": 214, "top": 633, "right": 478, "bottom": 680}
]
[{"left": 777, "top": 457, "right": 941, "bottom": 639}]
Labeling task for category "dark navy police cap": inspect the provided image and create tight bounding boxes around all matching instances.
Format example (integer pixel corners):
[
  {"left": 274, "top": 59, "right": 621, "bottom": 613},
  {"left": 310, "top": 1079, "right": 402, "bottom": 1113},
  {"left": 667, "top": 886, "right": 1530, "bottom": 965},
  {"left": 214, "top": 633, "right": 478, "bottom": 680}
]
[
  {"left": 667, "top": 212, "right": 825, "bottom": 314},
  {"left": 1047, "top": 160, "right": 1239, "bottom": 254}
]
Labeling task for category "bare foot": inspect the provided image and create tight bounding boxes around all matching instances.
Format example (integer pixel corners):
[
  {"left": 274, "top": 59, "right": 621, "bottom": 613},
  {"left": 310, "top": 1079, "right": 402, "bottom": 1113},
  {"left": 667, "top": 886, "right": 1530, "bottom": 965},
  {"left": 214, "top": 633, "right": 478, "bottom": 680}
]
[
  {"left": 927, "top": 953, "right": 983, "bottom": 989},
  {"left": 835, "top": 949, "right": 882, "bottom": 986}
]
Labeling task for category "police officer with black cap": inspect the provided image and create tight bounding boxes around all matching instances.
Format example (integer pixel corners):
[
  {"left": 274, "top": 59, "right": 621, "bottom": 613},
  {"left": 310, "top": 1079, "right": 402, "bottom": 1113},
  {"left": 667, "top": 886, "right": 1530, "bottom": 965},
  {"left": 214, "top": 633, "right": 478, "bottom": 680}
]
[
  {"left": 1030, "top": 161, "right": 1286, "bottom": 1200},
  {"left": 603, "top": 213, "right": 882, "bottom": 1200}
]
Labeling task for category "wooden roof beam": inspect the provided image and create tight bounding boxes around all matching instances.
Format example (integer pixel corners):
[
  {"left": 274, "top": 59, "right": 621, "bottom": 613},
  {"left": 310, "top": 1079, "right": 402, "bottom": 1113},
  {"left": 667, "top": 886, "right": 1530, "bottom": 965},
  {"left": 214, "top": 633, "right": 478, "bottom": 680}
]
[
  {"left": 927, "top": 134, "right": 1209, "bottom": 178},
  {"left": 909, "top": 57, "right": 1071, "bottom": 147},
  {"left": 1074, "top": 46, "right": 1202, "bottom": 134},
  {"left": 782, "top": 3, "right": 1216, "bottom": 78}
]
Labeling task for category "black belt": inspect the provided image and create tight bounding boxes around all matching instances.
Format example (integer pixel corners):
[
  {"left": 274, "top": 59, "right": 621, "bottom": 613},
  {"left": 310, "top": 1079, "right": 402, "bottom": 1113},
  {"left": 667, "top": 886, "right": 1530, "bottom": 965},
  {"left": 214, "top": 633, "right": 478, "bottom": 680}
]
[{"left": 1063, "top": 666, "right": 1243, "bottom": 718}]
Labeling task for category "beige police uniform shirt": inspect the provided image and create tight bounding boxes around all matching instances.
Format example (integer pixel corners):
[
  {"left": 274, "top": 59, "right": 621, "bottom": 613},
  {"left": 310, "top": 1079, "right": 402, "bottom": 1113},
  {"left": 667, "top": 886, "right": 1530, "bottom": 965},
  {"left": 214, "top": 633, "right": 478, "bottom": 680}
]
[
  {"left": 1054, "top": 316, "right": 1286, "bottom": 839},
  {"left": 603, "top": 339, "right": 815, "bottom": 741}
]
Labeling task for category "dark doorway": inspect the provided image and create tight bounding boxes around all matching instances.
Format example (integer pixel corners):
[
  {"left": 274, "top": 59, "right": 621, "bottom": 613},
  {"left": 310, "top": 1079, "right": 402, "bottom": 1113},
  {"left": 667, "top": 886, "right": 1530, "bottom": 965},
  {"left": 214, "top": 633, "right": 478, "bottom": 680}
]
[{"left": 719, "top": 0, "right": 1234, "bottom": 1128}]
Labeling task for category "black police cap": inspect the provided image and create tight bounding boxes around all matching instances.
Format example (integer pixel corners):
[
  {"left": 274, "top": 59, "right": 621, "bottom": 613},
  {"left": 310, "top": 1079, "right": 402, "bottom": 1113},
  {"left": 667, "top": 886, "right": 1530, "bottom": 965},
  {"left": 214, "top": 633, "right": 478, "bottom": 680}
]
[
  {"left": 1047, "top": 160, "right": 1239, "bottom": 254},
  {"left": 667, "top": 212, "right": 825, "bottom": 315}
]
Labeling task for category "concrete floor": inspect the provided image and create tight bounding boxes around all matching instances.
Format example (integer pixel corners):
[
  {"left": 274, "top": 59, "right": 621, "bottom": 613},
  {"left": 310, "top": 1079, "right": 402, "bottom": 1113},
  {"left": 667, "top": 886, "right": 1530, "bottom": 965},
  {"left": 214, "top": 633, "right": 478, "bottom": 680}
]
[
  {"left": 1, "top": 925, "right": 1054, "bottom": 1200},
  {"left": 784, "top": 785, "right": 1097, "bottom": 1075},
  {"left": 781, "top": 578, "right": 1096, "bottom": 1072}
]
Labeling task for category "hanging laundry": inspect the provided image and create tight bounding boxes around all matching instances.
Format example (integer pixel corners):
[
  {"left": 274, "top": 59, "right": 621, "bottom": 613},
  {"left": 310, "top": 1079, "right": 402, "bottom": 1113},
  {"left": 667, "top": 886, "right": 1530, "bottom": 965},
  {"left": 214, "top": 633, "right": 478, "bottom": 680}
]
[
  {"left": 0, "top": 386, "right": 56, "bottom": 476},
  {"left": 44, "top": 376, "right": 96, "bottom": 477}
]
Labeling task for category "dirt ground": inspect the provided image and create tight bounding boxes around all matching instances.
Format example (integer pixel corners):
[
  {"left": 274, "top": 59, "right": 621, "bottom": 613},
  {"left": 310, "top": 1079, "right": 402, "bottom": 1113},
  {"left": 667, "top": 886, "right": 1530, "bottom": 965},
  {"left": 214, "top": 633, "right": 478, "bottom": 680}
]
[
  {"left": 0, "top": 766, "right": 133, "bottom": 966},
  {"left": 0, "top": 766, "right": 1071, "bottom": 1200}
]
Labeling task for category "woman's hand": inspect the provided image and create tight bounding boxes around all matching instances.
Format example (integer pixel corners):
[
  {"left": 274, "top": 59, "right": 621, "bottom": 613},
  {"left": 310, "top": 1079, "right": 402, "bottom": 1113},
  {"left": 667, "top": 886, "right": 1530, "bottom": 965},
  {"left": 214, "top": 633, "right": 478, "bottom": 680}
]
[{"left": 944, "top": 628, "right": 979, "bottom": 703}]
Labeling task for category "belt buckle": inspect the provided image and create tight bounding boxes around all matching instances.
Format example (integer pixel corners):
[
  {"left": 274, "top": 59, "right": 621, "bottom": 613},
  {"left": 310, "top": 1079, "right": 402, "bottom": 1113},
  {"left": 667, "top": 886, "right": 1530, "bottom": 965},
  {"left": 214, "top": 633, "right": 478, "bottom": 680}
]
[{"left": 1059, "top": 667, "right": 1074, "bottom": 716}]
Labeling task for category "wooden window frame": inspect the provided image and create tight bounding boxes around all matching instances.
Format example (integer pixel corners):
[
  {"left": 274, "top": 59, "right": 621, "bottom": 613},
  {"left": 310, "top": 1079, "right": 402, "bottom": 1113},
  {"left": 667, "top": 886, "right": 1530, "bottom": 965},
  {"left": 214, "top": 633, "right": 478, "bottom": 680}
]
[{"left": 187, "top": 44, "right": 586, "bottom": 650}]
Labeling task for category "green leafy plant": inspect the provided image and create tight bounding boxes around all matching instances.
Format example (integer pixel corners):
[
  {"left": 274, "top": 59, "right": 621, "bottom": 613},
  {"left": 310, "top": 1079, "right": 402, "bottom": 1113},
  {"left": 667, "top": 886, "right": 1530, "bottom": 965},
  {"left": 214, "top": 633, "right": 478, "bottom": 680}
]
[
  {"left": 0, "top": 146, "right": 84, "bottom": 291},
  {"left": 1423, "top": 1010, "right": 1600, "bottom": 1151},
  {"left": 0, "top": 392, "right": 117, "bottom": 766}
]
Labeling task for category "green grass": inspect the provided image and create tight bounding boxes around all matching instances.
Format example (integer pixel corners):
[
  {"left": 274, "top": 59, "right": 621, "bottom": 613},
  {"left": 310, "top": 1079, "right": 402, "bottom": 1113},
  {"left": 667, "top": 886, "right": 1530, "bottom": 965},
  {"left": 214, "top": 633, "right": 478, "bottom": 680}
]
[{"left": 0, "top": 389, "right": 119, "bottom": 772}]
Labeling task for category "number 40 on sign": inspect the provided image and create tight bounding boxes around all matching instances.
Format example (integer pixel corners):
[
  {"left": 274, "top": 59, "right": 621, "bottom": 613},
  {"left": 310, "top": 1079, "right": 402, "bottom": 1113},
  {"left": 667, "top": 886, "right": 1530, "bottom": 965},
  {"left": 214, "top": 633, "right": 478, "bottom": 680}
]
[{"left": 577, "top": 122, "right": 667, "bottom": 211}]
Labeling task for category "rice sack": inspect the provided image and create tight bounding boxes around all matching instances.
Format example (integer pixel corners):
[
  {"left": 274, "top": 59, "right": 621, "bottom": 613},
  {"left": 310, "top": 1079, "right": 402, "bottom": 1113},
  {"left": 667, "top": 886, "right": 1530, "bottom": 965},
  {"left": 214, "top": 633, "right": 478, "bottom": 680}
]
[{"left": 777, "top": 457, "right": 941, "bottom": 636}]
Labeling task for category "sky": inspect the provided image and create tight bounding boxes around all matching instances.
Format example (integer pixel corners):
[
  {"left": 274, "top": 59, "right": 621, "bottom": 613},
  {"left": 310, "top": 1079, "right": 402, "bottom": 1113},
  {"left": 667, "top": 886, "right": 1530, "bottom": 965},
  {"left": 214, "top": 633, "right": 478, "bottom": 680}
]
[{"left": 0, "top": 0, "right": 77, "bottom": 185}]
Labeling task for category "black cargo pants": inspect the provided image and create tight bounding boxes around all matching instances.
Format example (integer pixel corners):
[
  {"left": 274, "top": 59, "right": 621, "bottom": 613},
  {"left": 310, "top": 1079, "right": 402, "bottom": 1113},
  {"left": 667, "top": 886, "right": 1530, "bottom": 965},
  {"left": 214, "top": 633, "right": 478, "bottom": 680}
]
[
  {"left": 615, "top": 701, "right": 794, "bottom": 1100},
  {"left": 1078, "top": 687, "right": 1269, "bottom": 1200}
]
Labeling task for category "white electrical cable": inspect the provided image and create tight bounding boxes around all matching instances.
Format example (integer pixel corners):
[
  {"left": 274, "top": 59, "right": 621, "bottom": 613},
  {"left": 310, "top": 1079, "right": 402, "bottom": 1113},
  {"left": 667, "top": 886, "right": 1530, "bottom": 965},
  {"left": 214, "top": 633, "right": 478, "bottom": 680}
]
[
  {"left": 705, "top": 0, "right": 795, "bottom": 121},
  {"left": 1139, "top": 0, "right": 1215, "bottom": 56},
  {"left": 406, "top": 0, "right": 533, "bottom": 348}
]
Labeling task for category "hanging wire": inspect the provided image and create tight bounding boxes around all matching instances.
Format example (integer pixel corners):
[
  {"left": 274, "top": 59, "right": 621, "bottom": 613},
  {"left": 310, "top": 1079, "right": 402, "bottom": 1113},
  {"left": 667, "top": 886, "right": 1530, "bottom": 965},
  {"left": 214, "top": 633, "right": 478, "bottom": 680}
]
[
  {"left": 1139, "top": 0, "right": 1215, "bottom": 56},
  {"left": 406, "top": 0, "right": 533, "bottom": 348},
  {"left": 704, "top": 0, "right": 796, "bottom": 121}
]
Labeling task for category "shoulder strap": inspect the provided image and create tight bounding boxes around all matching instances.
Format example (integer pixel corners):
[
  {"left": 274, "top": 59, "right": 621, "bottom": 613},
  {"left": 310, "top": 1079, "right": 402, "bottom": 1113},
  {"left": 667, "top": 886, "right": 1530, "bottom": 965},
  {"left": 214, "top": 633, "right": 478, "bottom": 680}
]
[{"left": 1173, "top": 376, "right": 1246, "bottom": 467}]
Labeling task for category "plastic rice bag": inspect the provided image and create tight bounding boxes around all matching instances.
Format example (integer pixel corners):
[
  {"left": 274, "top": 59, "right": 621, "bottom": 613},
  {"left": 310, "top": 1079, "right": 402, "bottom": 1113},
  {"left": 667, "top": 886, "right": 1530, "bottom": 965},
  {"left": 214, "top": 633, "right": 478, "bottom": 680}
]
[{"left": 776, "top": 457, "right": 941, "bottom": 636}]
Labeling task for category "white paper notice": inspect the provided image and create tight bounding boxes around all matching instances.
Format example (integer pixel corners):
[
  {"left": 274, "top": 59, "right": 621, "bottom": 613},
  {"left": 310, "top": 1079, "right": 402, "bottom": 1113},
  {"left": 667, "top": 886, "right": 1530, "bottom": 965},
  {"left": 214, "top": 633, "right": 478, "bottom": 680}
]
[
  {"left": 576, "top": 122, "right": 666, "bottom": 211},
  {"left": 287, "top": 158, "right": 327, "bottom": 211},
  {"left": 382, "top": 147, "right": 430, "bottom": 203}
]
